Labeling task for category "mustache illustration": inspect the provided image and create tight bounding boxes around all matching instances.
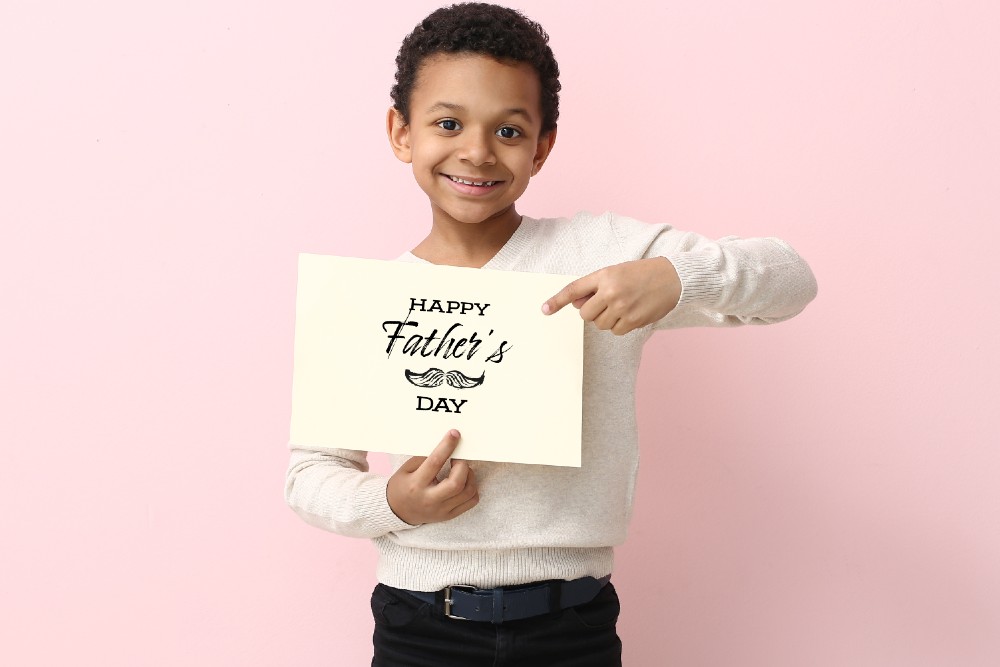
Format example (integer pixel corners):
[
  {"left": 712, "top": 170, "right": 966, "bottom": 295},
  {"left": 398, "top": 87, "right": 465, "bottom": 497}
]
[{"left": 404, "top": 368, "right": 486, "bottom": 389}]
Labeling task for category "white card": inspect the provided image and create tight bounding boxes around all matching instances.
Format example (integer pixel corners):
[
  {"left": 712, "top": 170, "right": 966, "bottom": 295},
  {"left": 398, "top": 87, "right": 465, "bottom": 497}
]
[{"left": 289, "top": 254, "right": 583, "bottom": 466}]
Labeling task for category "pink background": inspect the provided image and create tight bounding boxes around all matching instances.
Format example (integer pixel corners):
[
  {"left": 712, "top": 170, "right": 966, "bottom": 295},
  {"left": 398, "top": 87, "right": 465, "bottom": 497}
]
[{"left": 2, "top": 1, "right": 998, "bottom": 665}]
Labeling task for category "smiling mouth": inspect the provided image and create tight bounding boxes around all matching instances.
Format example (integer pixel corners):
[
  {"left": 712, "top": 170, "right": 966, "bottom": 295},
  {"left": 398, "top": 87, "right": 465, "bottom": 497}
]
[{"left": 446, "top": 175, "right": 501, "bottom": 187}]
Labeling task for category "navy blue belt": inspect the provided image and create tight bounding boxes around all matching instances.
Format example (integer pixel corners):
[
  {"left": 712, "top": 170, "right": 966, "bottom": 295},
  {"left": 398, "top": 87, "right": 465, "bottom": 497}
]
[{"left": 403, "top": 575, "right": 611, "bottom": 624}]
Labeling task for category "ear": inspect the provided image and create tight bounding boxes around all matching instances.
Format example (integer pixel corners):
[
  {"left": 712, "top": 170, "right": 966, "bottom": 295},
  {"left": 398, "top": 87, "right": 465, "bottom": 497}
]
[
  {"left": 386, "top": 107, "right": 412, "bottom": 164},
  {"left": 530, "top": 128, "right": 557, "bottom": 176}
]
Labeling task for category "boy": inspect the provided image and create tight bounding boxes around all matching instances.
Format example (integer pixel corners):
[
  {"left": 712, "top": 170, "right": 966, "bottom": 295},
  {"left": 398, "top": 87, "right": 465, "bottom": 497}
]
[{"left": 286, "top": 3, "right": 817, "bottom": 665}]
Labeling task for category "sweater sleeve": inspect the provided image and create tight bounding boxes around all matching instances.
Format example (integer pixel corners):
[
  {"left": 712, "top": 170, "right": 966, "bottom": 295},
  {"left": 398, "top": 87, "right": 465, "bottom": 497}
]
[
  {"left": 284, "top": 446, "right": 416, "bottom": 539},
  {"left": 608, "top": 213, "right": 818, "bottom": 329}
]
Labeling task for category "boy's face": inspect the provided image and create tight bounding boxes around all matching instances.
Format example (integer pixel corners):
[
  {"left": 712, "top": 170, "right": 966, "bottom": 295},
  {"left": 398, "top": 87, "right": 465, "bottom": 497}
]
[{"left": 388, "top": 53, "right": 555, "bottom": 228}]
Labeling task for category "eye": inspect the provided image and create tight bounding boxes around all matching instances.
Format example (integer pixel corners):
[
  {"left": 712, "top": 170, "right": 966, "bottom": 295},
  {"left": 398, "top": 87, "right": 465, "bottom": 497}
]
[
  {"left": 496, "top": 126, "right": 521, "bottom": 139},
  {"left": 436, "top": 119, "right": 461, "bottom": 132}
]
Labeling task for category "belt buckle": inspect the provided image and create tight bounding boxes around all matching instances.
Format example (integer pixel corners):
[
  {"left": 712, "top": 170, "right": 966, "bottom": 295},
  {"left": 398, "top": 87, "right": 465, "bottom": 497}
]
[{"left": 443, "top": 585, "right": 476, "bottom": 620}]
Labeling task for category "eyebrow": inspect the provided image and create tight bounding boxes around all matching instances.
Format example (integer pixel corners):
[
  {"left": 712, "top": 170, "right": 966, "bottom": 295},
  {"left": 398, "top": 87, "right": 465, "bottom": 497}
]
[{"left": 425, "top": 102, "right": 534, "bottom": 123}]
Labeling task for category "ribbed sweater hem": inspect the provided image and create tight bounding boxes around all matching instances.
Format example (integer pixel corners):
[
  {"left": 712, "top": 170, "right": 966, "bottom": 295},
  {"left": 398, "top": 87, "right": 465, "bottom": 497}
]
[{"left": 373, "top": 541, "right": 615, "bottom": 591}]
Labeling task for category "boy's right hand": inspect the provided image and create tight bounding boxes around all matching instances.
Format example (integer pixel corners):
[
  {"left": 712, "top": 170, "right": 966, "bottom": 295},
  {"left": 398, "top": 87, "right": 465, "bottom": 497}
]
[{"left": 386, "top": 429, "right": 480, "bottom": 526}]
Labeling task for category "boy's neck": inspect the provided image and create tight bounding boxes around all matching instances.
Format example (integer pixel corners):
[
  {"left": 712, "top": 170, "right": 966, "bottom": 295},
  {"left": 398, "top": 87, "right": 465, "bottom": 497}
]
[{"left": 412, "top": 205, "right": 522, "bottom": 268}]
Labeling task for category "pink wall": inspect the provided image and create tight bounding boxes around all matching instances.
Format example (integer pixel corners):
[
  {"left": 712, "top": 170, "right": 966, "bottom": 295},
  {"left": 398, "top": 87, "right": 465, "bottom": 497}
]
[{"left": 2, "top": 1, "right": 997, "bottom": 665}]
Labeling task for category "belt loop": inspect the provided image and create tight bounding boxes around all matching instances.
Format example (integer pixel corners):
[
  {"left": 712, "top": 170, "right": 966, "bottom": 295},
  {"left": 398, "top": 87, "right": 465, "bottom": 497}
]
[
  {"left": 433, "top": 588, "right": 446, "bottom": 619},
  {"left": 548, "top": 579, "right": 562, "bottom": 613},
  {"left": 491, "top": 588, "right": 504, "bottom": 624}
]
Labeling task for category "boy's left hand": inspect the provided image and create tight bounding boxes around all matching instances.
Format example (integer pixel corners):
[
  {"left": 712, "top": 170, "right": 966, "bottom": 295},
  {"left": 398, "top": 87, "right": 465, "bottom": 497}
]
[{"left": 541, "top": 257, "right": 681, "bottom": 335}]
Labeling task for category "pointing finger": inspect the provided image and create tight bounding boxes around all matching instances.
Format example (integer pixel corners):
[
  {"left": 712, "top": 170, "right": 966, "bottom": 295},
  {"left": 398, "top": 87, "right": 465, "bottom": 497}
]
[{"left": 542, "top": 274, "right": 598, "bottom": 315}]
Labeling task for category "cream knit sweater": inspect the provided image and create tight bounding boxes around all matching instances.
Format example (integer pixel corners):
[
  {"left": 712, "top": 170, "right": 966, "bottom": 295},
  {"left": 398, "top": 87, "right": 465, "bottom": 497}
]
[{"left": 285, "top": 211, "right": 817, "bottom": 591}]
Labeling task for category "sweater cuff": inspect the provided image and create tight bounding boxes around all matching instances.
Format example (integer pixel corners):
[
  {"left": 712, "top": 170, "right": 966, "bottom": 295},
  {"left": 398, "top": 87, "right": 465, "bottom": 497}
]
[
  {"left": 357, "top": 476, "right": 419, "bottom": 535},
  {"left": 662, "top": 251, "right": 726, "bottom": 311}
]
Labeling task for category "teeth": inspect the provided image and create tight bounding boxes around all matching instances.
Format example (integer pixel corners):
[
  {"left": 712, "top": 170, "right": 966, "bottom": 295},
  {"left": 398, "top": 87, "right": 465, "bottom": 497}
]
[{"left": 449, "top": 176, "right": 497, "bottom": 187}]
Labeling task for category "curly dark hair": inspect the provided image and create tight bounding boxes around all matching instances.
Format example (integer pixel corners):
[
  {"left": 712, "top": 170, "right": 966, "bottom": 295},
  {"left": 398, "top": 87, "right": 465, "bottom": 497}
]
[{"left": 390, "top": 3, "right": 561, "bottom": 134}]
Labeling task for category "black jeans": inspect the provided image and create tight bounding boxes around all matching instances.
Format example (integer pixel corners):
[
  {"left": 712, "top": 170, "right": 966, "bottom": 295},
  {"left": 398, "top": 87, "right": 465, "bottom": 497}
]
[{"left": 371, "top": 582, "right": 623, "bottom": 666}]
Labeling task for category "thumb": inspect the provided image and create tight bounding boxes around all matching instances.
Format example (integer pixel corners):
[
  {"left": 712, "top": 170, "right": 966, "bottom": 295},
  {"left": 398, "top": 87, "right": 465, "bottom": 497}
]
[
  {"left": 399, "top": 453, "right": 427, "bottom": 473},
  {"left": 414, "top": 429, "right": 462, "bottom": 482}
]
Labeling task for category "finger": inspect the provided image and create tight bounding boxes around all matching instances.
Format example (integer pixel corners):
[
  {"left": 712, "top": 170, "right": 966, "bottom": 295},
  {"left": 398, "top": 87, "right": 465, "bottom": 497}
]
[
  {"left": 611, "top": 316, "right": 639, "bottom": 336},
  {"left": 437, "top": 459, "right": 471, "bottom": 499},
  {"left": 592, "top": 308, "right": 620, "bottom": 331},
  {"left": 437, "top": 464, "right": 477, "bottom": 506},
  {"left": 414, "top": 430, "right": 461, "bottom": 484},
  {"left": 446, "top": 490, "right": 480, "bottom": 518},
  {"left": 462, "top": 466, "right": 477, "bottom": 494},
  {"left": 542, "top": 274, "right": 598, "bottom": 315},
  {"left": 577, "top": 295, "right": 608, "bottom": 323}
]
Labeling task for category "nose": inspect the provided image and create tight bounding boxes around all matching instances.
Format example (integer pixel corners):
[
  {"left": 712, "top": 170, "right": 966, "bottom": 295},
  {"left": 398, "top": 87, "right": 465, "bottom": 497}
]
[{"left": 457, "top": 129, "right": 496, "bottom": 167}]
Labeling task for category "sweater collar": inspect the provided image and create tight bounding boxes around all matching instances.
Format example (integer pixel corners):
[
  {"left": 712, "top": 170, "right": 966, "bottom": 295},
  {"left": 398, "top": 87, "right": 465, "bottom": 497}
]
[{"left": 399, "top": 216, "right": 538, "bottom": 270}]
